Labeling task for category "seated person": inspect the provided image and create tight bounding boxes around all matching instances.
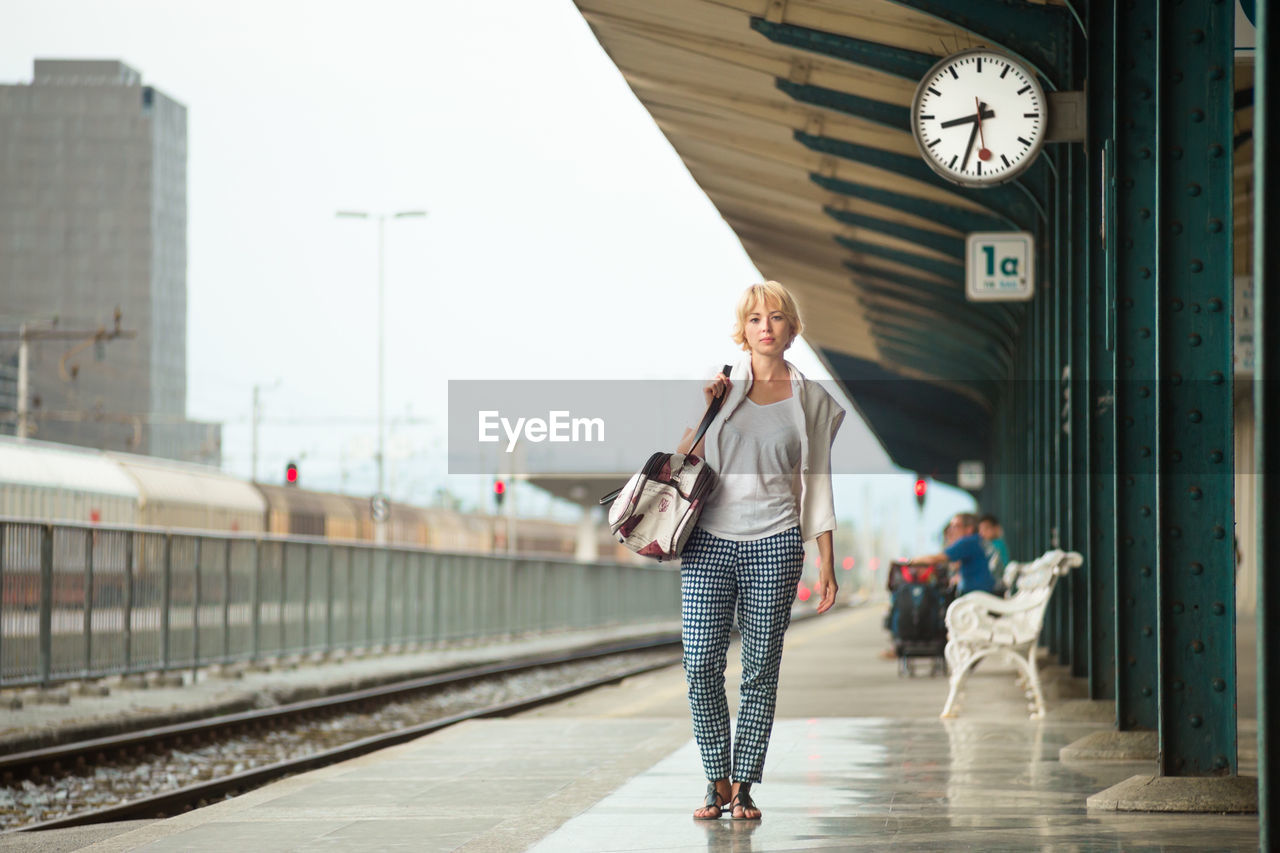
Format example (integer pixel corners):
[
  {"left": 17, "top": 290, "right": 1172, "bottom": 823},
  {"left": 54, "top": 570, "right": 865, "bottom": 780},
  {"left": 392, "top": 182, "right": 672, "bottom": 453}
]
[
  {"left": 903, "top": 512, "right": 995, "bottom": 596},
  {"left": 979, "top": 513, "right": 1010, "bottom": 591}
]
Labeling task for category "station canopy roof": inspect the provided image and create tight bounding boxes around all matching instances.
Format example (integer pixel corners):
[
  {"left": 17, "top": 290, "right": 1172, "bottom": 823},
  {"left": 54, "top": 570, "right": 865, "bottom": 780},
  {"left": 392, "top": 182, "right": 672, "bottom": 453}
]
[{"left": 571, "top": 0, "right": 1081, "bottom": 482}]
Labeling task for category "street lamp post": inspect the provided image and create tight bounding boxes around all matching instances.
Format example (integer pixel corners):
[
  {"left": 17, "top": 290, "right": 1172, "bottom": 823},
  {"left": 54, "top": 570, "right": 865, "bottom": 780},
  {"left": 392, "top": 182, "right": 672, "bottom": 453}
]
[{"left": 336, "top": 209, "right": 426, "bottom": 541}]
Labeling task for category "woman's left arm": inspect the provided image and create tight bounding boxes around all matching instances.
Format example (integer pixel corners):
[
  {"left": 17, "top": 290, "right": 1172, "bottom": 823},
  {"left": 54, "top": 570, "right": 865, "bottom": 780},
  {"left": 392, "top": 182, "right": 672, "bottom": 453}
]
[
  {"left": 807, "top": 393, "right": 845, "bottom": 615},
  {"left": 815, "top": 529, "right": 837, "bottom": 614}
]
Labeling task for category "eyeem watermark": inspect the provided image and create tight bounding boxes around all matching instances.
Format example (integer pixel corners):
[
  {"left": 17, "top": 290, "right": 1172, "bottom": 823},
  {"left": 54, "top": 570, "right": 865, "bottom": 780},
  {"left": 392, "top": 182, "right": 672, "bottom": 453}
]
[{"left": 478, "top": 410, "right": 605, "bottom": 452}]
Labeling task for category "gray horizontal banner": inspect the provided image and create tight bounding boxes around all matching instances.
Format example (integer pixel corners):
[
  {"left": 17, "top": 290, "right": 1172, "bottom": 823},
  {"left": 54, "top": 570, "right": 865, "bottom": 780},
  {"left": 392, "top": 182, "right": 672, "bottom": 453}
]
[{"left": 447, "top": 379, "right": 852, "bottom": 476}]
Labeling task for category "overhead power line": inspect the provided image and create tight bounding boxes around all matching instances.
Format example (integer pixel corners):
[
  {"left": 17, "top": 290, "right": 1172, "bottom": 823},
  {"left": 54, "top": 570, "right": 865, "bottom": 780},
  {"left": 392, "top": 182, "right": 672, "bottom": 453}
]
[{"left": 0, "top": 310, "right": 137, "bottom": 441}]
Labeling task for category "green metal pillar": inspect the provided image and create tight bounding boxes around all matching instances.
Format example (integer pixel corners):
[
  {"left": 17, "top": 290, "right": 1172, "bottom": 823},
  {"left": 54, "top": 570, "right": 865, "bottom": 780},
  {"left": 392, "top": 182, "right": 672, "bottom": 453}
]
[
  {"left": 1068, "top": 144, "right": 1091, "bottom": 678},
  {"left": 1053, "top": 162, "right": 1072, "bottom": 665},
  {"left": 1029, "top": 288, "right": 1043, "bottom": 634},
  {"left": 1009, "top": 365, "right": 1029, "bottom": 557},
  {"left": 1039, "top": 234, "right": 1062, "bottom": 658},
  {"left": 1152, "top": 0, "right": 1236, "bottom": 776},
  {"left": 1006, "top": 347, "right": 1023, "bottom": 557},
  {"left": 1045, "top": 154, "right": 1064, "bottom": 661},
  {"left": 1055, "top": 149, "right": 1078, "bottom": 670},
  {"left": 1111, "top": 0, "right": 1161, "bottom": 732},
  {"left": 1085, "top": 0, "right": 1117, "bottom": 702}
]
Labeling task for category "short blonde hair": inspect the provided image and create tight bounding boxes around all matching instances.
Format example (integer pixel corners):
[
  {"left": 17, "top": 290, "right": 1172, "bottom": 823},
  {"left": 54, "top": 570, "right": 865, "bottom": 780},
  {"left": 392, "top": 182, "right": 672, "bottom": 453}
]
[{"left": 731, "top": 281, "right": 803, "bottom": 351}]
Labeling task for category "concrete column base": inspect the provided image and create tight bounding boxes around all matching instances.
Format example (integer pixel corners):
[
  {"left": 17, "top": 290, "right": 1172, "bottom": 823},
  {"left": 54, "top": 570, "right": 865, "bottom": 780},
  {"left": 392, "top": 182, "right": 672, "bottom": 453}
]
[
  {"left": 146, "top": 672, "right": 185, "bottom": 688},
  {"left": 1061, "top": 730, "right": 1157, "bottom": 762},
  {"left": 1047, "top": 699, "right": 1115, "bottom": 724},
  {"left": 71, "top": 681, "right": 110, "bottom": 697},
  {"left": 211, "top": 663, "right": 247, "bottom": 680},
  {"left": 1087, "top": 774, "right": 1258, "bottom": 813}
]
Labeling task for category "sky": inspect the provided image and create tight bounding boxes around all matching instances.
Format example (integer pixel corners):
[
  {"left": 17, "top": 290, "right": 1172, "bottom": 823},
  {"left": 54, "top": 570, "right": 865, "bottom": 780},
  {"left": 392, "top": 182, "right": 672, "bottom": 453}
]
[{"left": 3, "top": 0, "right": 976, "bottom": 551}]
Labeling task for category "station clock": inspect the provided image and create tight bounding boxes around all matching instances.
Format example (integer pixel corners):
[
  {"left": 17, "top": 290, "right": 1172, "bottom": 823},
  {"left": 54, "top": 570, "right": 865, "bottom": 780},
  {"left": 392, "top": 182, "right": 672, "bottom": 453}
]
[{"left": 910, "top": 49, "right": 1048, "bottom": 187}]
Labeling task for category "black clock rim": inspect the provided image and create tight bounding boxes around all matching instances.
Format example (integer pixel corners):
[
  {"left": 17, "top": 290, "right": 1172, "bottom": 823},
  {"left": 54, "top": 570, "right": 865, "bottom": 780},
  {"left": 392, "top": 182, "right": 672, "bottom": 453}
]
[{"left": 909, "top": 47, "right": 1048, "bottom": 189}]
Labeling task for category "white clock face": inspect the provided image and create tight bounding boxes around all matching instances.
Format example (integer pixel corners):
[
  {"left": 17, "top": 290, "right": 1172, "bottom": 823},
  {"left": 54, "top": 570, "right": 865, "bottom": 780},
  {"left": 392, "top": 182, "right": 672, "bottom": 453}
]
[{"left": 911, "top": 49, "right": 1047, "bottom": 187}]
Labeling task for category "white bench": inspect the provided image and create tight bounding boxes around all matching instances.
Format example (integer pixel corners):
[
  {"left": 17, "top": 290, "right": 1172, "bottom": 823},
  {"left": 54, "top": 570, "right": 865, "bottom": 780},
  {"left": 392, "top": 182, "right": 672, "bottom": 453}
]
[{"left": 939, "top": 549, "right": 1083, "bottom": 719}]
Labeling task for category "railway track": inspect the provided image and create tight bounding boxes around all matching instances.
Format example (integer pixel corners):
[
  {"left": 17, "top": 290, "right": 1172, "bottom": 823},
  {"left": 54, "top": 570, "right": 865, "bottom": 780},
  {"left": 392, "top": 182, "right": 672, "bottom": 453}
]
[{"left": 1, "top": 636, "right": 683, "bottom": 833}]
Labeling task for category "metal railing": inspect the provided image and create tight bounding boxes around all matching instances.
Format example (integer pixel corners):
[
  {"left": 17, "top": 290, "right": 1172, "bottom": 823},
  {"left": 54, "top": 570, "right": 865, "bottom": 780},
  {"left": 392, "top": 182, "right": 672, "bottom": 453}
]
[{"left": 0, "top": 518, "right": 679, "bottom": 688}]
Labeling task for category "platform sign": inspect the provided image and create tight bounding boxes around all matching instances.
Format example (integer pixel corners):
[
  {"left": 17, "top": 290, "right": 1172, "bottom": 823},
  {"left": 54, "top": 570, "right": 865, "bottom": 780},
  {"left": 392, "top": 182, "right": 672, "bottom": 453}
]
[
  {"left": 966, "top": 231, "right": 1034, "bottom": 302},
  {"left": 957, "top": 460, "right": 985, "bottom": 491}
]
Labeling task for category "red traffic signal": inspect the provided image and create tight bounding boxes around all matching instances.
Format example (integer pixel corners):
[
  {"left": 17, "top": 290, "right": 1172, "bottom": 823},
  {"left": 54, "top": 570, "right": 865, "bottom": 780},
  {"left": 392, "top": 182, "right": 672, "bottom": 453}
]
[
  {"left": 493, "top": 479, "right": 506, "bottom": 508},
  {"left": 913, "top": 476, "right": 926, "bottom": 509},
  {"left": 285, "top": 461, "right": 299, "bottom": 486}
]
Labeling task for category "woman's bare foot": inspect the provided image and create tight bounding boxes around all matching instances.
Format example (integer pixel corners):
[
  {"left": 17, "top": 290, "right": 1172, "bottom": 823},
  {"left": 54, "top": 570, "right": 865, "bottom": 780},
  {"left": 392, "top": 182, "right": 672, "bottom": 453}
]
[
  {"left": 729, "top": 782, "right": 762, "bottom": 820},
  {"left": 693, "top": 779, "right": 732, "bottom": 819}
]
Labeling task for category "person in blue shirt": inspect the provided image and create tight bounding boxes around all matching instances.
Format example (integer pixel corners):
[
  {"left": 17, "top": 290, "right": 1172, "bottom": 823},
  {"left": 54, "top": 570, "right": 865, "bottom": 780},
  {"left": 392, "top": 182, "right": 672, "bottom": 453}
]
[
  {"left": 905, "top": 512, "right": 995, "bottom": 595},
  {"left": 979, "top": 514, "right": 1011, "bottom": 589}
]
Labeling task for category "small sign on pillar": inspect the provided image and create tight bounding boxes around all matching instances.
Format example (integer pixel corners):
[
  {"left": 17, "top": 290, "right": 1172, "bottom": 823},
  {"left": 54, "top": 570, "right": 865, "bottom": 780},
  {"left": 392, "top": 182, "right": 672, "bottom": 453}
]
[
  {"left": 957, "top": 460, "right": 985, "bottom": 491},
  {"left": 966, "top": 232, "right": 1034, "bottom": 302}
]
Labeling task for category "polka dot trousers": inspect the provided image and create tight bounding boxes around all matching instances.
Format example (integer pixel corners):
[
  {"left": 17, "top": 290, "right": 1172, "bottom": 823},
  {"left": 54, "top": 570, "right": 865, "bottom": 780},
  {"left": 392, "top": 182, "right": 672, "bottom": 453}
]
[{"left": 679, "top": 525, "right": 804, "bottom": 783}]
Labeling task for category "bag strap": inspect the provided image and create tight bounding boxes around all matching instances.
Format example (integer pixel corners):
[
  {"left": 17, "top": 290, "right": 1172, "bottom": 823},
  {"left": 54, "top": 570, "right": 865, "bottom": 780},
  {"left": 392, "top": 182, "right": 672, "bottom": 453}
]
[
  {"left": 687, "top": 362, "right": 735, "bottom": 459},
  {"left": 598, "top": 364, "right": 733, "bottom": 506}
]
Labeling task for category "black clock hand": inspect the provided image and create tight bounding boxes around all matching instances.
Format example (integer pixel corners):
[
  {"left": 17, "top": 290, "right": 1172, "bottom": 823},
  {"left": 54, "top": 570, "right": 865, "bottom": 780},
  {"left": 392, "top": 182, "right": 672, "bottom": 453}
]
[
  {"left": 960, "top": 120, "right": 979, "bottom": 172},
  {"left": 939, "top": 108, "right": 995, "bottom": 129}
]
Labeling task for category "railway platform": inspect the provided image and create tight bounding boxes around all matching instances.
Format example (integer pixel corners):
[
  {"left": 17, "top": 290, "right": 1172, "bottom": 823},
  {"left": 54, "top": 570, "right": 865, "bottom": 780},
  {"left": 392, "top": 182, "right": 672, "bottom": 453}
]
[{"left": 18, "top": 602, "right": 1260, "bottom": 852}]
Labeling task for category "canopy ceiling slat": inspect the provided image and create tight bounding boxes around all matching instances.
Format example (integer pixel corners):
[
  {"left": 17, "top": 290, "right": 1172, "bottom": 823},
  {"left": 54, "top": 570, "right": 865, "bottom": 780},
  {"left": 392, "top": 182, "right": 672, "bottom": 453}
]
[
  {"left": 641, "top": 83, "right": 913, "bottom": 155},
  {"left": 704, "top": 0, "right": 969, "bottom": 55},
  {"left": 680, "top": 150, "right": 968, "bottom": 239}
]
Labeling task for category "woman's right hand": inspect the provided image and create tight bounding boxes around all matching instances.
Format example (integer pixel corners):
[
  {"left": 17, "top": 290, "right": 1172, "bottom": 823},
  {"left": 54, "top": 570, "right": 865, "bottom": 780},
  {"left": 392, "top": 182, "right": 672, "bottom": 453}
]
[{"left": 703, "top": 371, "right": 732, "bottom": 407}]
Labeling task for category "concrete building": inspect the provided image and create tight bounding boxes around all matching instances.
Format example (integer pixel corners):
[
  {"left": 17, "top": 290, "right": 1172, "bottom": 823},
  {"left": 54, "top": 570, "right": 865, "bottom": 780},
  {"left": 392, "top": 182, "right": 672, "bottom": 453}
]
[{"left": 0, "top": 59, "right": 219, "bottom": 464}]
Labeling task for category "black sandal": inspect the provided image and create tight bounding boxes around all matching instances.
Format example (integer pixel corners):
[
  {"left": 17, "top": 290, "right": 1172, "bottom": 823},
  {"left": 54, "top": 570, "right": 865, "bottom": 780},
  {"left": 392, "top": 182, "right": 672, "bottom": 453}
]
[
  {"left": 694, "top": 781, "right": 727, "bottom": 820},
  {"left": 729, "top": 782, "right": 762, "bottom": 821}
]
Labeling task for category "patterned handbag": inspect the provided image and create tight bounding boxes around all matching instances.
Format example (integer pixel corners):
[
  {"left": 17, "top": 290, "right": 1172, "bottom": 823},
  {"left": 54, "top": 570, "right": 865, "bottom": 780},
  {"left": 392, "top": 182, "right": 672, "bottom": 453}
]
[{"left": 597, "top": 365, "right": 732, "bottom": 561}]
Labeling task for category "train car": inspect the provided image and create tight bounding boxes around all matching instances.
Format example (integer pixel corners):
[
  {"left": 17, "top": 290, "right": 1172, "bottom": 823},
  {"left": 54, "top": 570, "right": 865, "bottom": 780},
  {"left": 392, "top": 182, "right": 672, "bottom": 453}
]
[
  {"left": 0, "top": 436, "right": 140, "bottom": 525},
  {"left": 333, "top": 495, "right": 429, "bottom": 546},
  {"left": 480, "top": 512, "right": 626, "bottom": 560},
  {"left": 386, "top": 502, "right": 433, "bottom": 547},
  {"left": 255, "top": 483, "right": 361, "bottom": 539},
  {"left": 509, "top": 515, "right": 577, "bottom": 556},
  {"left": 419, "top": 506, "right": 494, "bottom": 552},
  {"left": 109, "top": 452, "right": 266, "bottom": 533}
]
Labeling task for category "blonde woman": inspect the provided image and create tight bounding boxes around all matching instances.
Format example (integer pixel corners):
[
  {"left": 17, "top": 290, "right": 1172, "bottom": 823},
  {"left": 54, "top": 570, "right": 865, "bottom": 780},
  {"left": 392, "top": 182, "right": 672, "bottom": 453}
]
[{"left": 676, "top": 281, "right": 845, "bottom": 820}]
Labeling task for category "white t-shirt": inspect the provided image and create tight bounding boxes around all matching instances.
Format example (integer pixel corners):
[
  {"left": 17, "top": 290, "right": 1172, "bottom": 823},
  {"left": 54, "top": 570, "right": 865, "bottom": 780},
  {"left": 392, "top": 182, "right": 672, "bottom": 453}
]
[{"left": 696, "top": 393, "right": 802, "bottom": 541}]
